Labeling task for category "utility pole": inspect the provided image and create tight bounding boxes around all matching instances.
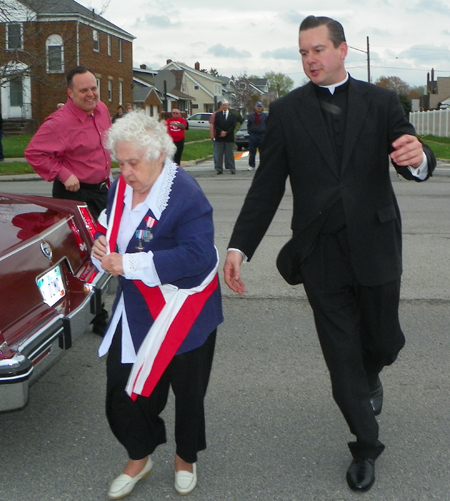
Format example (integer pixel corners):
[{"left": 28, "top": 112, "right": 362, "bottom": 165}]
[{"left": 348, "top": 37, "right": 371, "bottom": 83}]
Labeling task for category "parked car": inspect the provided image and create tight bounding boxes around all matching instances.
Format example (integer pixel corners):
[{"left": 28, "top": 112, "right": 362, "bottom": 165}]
[
  {"left": 235, "top": 120, "right": 249, "bottom": 151},
  {"left": 0, "top": 193, "right": 112, "bottom": 412},
  {"left": 187, "top": 112, "right": 213, "bottom": 129}
]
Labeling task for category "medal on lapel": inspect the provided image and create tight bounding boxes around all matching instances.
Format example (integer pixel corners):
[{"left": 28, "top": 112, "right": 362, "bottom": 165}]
[{"left": 135, "top": 215, "right": 158, "bottom": 251}]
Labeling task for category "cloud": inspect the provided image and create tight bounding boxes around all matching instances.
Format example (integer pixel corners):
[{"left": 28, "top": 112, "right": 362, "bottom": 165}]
[
  {"left": 140, "top": 15, "right": 180, "bottom": 28},
  {"left": 278, "top": 10, "right": 304, "bottom": 24},
  {"left": 413, "top": 0, "right": 450, "bottom": 15},
  {"left": 261, "top": 47, "right": 300, "bottom": 60},
  {"left": 207, "top": 44, "right": 251, "bottom": 58}
]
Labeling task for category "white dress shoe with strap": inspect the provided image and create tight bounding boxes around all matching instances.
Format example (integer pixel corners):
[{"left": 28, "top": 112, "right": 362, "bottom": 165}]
[
  {"left": 108, "top": 456, "right": 153, "bottom": 500},
  {"left": 174, "top": 462, "right": 197, "bottom": 495}
]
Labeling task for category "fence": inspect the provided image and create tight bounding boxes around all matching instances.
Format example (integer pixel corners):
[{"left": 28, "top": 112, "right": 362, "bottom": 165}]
[{"left": 409, "top": 108, "right": 450, "bottom": 137}]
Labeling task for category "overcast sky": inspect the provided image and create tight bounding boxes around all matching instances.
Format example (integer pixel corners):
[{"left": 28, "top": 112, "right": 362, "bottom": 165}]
[{"left": 81, "top": 0, "right": 450, "bottom": 89}]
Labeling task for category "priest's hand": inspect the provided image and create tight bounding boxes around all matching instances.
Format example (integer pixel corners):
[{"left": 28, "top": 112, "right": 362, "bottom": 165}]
[{"left": 224, "top": 250, "right": 245, "bottom": 294}]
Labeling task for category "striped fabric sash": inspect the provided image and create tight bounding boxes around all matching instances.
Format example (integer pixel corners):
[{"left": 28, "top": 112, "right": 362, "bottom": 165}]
[{"left": 107, "top": 174, "right": 219, "bottom": 400}]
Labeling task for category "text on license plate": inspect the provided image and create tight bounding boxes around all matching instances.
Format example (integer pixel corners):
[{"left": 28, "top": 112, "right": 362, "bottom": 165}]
[{"left": 37, "top": 265, "right": 66, "bottom": 307}]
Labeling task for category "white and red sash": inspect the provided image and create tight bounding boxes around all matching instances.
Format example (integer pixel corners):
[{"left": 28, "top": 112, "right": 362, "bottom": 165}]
[{"left": 107, "top": 174, "right": 219, "bottom": 400}]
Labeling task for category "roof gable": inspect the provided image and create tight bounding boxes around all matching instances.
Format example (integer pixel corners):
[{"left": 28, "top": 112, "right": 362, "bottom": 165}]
[{"left": 16, "top": 0, "right": 134, "bottom": 39}]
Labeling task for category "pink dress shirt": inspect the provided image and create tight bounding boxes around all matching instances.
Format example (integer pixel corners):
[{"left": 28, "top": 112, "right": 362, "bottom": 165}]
[{"left": 25, "top": 98, "right": 112, "bottom": 184}]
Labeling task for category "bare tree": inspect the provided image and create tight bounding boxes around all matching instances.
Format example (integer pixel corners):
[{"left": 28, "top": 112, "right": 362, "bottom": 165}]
[{"left": 231, "top": 73, "right": 260, "bottom": 115}]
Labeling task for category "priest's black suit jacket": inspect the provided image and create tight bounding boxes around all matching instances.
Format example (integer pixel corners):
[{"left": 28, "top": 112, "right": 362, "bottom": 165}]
[{"left": 228, "top": 77, "right": 436, "bottom": 287}]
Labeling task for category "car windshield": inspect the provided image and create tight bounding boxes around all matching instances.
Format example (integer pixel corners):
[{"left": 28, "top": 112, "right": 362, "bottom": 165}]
[{"left": 240, "top": 121, "right": 248, "bottom": 130}]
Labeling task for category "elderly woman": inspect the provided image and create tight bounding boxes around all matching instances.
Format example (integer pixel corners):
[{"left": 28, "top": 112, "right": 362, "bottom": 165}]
[{"left": 91, "top": 112, "right": 223, "bottom": 499}]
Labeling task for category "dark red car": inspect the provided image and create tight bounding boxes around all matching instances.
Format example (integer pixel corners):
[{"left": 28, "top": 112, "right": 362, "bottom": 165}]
[{"left": 0, "top": 193, "right": 111, "bottom": 412}]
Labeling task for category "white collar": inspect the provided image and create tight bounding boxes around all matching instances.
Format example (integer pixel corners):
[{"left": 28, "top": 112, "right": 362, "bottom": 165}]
[
  {"left": 123, "top": 159, "right": 177, "bottom": 219},
  {"left": 320, "top": 73, "right": 349, "bottom": 95}
]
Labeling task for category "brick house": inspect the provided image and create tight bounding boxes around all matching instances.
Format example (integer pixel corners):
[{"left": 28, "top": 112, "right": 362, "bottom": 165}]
[{"left": 0, "top": 0, "right": 134, "bottom": 132}]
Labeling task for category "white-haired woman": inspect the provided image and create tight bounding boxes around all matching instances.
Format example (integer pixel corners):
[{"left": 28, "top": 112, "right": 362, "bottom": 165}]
[{"left": 91, "top": 111, "right": 223, "bottom": 499}]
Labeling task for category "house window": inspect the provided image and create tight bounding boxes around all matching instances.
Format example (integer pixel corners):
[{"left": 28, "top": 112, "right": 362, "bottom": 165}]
[
  {"left": 10, "top": 77, "right": 23, "bottom": 107},
  {"left": 192, "top": 103, "right": 199, "bottom": 109},
  {"left": 118, "top": 39, "right": 122, "bottom": 62},
  {"left": 96, "top": 78, "right": 101, "bottom": 97},
  {"left": 108, "top": 79, "right": 113, "bottom": 102},
  {"left": 46, "top": 35, "right": 64, "bottom": 73},
  {"left": 194, "top": 85, "right": 199, "bottom": 90},
  {"left": 107, "top": 35, "right": 111, "bottom": 56},
  {"left": 7, "top": 23, "right": 22, "bottom": 51},
  {"left": 93, "top": 29, "right": 100, "bottom": 52},
  {"left": 118, "top": 80, "right": 123, "bottom": 105}
]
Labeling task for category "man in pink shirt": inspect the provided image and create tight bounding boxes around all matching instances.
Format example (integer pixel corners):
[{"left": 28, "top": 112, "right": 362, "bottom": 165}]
[
  {"left": 25, "top": 65, "right": 112, "bottom": 220},
  {"left": 26, "top": 66, "right": 112, "bottom": 337}
]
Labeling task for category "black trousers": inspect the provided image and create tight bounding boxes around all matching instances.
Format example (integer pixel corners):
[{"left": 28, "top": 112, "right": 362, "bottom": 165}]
[
  {"left": 301, "top": 228, "right": 405, "bottom": 459},
  {"left": 52, "top": 179, "right": 108, "bottom": 220},
  {"left": 106, "top": 325, "right": 217, "bottom": 463},
  {"left": 173, "top": 139, "right": 185, "bottom": 166}
]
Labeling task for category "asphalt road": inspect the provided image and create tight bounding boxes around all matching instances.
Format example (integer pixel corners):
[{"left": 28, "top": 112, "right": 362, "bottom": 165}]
[{"left": 1, "top": 157, "right": 450, "bottom": 500}]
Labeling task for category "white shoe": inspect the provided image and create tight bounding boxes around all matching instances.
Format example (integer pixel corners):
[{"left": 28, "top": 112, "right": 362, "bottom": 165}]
[
  {"left": 247, "top": 167, "right": 253, "bottom": 171},
  {"left": 174, "top": 462, "right": 197, "bottom": 495},
  {"left": 108, "top": 457, "right": 153, "bottom": 499}
]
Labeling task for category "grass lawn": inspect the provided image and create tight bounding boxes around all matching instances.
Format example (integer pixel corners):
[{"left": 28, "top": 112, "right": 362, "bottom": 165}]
[
  {"left": 419, "top": 135, "right": 450, "bottom": 161},
  {"left": 0, "top": 131, "right": 448, "bottom": 176}
]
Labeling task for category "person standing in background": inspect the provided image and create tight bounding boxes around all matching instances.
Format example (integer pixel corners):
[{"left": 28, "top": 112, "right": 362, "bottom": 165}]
[
  {"left": 166, "top": 109, "right": 188, "bottom": 166},
  {"left": 209, "top": 101, "right": 223, "bottom": 172},
  {"left": 246, "top": 102, "right": 268, "bottom": 171},
  {"left": 214, "top": 100, "right": 236, "bottom": 175},
  {"left": 112, "top": 105, "right": 125, "bottom": 123}
]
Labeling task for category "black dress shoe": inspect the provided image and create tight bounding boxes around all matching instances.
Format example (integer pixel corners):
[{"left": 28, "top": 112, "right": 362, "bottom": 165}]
[
  {"left": 346, "top": 458, "right": 375, "bottom": 492},
  {"left": 370, "top": 378, "right": 383, "bottom": 416}
]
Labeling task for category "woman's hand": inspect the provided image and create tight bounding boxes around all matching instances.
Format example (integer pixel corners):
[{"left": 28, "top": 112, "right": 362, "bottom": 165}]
[
  {"left": 92, "top": 235, "right": 108, "bottom": 260},
  {"left": 101, "top": 252, "right": 124, "bottom": 276}
]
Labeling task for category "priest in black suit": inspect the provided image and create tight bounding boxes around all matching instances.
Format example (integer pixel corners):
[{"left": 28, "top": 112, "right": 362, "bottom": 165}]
[{"left": 224, "top": 15, "right": 436, "bottom": 492}]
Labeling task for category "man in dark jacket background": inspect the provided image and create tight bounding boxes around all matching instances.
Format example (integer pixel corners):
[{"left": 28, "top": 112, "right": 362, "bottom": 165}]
[
  {"left": 246, "top": 102, "right": 268, "bottom": 170},
  {"left": 214, "top": 99, "right": 236, "bottom": 174}
]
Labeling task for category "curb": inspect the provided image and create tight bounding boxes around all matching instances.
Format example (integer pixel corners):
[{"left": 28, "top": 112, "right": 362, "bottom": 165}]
[{"left": 0, "top": 156, "right": 215, "bottom": 182}]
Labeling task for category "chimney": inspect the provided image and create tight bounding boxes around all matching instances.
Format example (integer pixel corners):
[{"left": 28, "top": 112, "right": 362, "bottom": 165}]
[
  {"left": 167, "top": 59, "right": 172, "bottom": 64},
  {"left": 140, "top": 64, "right": 147, "bottom": 70},
  {"left": 195, "top": 62, "right": 200, "bottom": 71}
]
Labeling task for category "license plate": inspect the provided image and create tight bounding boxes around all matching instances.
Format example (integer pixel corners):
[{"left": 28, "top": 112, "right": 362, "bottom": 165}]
[{"left": 36, "top": 265, "right": 66, "bottom": 307}]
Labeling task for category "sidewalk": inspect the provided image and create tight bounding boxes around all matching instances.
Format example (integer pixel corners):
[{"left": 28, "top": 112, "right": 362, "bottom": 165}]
[{"left": 0, "top": 155, "right": 216, "bottom": 182}]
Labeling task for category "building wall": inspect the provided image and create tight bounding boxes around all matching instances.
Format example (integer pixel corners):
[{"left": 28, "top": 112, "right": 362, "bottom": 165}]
[{"left": 0, "top": 18, "right": 133, "bottom": 127}]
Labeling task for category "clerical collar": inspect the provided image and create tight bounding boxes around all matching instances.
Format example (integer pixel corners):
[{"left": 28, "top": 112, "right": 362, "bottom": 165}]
[{"left": 319, "top": 73, "right": 349, "bottom": 95}]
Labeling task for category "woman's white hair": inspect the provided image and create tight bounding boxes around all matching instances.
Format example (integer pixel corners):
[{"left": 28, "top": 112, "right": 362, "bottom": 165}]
[{"left": 106, "top": 110, "right": 176, "bottom": 161}]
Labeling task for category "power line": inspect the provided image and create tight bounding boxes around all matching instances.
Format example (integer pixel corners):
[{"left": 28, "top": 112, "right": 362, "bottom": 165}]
[{"left": 372, "top": 45, "right": 450, "bottom": 52}]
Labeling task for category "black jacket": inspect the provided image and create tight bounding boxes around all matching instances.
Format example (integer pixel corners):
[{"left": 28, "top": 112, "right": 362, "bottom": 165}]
[{"left": 228, "top": 77, "right": 435, "bottom": 286}]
